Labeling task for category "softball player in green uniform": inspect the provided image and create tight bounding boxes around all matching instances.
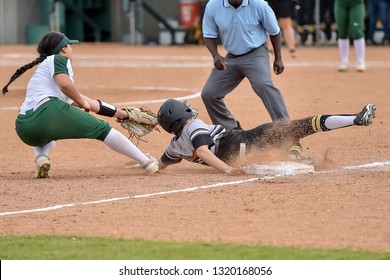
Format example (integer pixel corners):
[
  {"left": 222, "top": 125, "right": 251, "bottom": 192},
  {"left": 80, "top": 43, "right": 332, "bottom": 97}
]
[
  {"left": 2, "top": 31, "right": 159, "bottom": 178},
  {"left": 334, "top": 0, "right": 366, "bottom": 71},
  {"left": 157, "top": 99, "right": 376, "bottom": 175}
]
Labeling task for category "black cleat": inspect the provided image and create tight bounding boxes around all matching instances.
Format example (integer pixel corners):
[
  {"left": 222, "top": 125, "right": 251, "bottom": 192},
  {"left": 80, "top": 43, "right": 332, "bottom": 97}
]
[{"left": 354, "top": 104, "right": 376, "bottom": 126}]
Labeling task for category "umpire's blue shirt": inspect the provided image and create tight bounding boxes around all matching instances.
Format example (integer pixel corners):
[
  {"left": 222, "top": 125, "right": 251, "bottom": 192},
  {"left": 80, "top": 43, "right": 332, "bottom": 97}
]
[{"left": 202, "top": 0, "right": 280, "bottom": 56}]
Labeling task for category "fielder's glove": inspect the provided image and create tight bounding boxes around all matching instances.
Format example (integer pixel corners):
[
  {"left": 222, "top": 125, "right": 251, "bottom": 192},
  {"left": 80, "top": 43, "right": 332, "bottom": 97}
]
[{"left": 116, "top": 106, "right": 159, "bottom": 143}]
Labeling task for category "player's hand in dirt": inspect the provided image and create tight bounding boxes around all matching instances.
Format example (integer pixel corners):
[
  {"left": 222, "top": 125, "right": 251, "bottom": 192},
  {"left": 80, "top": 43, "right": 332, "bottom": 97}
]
[{"left": 226, "top": 166, "right": 245, "bottom": 175}]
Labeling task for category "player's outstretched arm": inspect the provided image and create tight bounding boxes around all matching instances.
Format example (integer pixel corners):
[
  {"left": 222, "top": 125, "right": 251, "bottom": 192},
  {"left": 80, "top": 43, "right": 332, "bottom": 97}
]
[
  {"left": 196, "top": 145, "right": 244, "bottom": 175},
  {"left": 79, "top": 94, "right": 127, "bottom": 119},
  {"left": 54, "top": 73, "right": 90, "bottom": 111}
]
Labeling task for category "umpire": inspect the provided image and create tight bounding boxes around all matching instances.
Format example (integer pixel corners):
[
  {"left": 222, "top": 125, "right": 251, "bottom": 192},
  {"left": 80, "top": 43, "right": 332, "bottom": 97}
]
[{"left": 201, "top": 0, "right": 304, "bottom": 159}]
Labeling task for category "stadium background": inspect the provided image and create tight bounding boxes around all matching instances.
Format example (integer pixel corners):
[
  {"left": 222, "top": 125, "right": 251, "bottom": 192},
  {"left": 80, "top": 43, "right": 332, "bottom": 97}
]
[{"left": 1, "top": 0, "right": 388, "bottom": 46}]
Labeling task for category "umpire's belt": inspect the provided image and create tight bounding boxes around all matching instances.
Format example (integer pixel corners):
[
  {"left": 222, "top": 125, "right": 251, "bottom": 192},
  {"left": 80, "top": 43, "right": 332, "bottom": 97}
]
[{"left": 228, "top": 47, "right": 259, "bottom": 58}]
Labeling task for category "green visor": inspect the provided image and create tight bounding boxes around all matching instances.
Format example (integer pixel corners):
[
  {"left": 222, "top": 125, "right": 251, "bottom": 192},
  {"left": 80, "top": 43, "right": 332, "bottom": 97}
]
[{"left": 51, "top": 35, "right": 79, "bottom": 54}]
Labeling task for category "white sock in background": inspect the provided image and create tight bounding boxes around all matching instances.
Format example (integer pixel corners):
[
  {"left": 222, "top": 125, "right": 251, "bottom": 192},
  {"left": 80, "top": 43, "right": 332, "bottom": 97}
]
[
  {"left": 353, "top": 38, "right": 366, "bottom": 66},
  {"left": 338, "top": 39, "right": 350, "bottom": 65},
  {"left": 103, "top": 128, "right": 149, "bottom": 164}
]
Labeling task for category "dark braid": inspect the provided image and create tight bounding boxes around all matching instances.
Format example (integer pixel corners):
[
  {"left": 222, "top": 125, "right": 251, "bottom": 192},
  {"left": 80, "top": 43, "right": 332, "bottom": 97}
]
[
  {"left": 2, "top": 57, "right": 45, "bottom": 94},
  {"left": 2, "top": 31, "right": 65, "bottom": 95}
]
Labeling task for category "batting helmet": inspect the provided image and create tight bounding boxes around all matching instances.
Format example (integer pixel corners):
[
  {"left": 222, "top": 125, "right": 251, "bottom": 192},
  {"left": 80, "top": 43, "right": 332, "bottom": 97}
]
[{"left": 157, "top": 99, "right": 197, "bottom": 136}]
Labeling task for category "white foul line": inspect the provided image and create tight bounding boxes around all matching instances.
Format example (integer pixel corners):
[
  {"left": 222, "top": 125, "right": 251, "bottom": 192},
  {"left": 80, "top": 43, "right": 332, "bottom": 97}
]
[
  {"left": 0, "top": 178, "right": 259, "bottom": 217},
  {"left": 0, "top": 161, "right": 389, "bottom": 217}
]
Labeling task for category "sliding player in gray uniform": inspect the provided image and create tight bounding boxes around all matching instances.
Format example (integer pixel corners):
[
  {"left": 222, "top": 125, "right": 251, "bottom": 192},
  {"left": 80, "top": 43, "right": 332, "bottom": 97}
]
[
  {"left": 2, "top": 31, "right": 158, "bottom": 178},
  {"left": 157, "top": 99, "right": 376, "bottom": 175}
]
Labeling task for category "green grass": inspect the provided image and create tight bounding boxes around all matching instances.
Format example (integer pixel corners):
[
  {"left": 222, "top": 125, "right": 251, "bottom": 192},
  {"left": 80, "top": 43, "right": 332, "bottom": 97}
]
[{"left": 0, "top": 235, "right": 388, "bottom": 260}]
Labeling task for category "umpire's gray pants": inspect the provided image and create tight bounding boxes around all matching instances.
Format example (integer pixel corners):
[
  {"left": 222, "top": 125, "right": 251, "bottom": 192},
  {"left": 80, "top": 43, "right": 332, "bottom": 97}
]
[{"left": 201, "top": 44, "right": 290, "bottom": 131}]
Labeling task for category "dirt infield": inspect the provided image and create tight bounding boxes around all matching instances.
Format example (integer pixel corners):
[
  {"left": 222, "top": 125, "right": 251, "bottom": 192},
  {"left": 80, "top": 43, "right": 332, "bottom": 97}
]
[{"left": 0, "top": 44, "right": 389, "bottom": 253}]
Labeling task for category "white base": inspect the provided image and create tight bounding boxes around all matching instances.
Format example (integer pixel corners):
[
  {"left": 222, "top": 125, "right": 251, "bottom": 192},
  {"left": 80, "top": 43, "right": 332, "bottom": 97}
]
[{"left": 244, "top": 162, "right": 315, "bottom": 176}]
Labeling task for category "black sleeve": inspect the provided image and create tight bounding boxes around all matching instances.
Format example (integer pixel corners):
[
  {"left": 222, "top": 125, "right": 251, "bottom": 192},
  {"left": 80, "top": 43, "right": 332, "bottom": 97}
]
[
  {"left": 161, "top": 152, "right": 182, "bottom": 166},
  {"left": 191, "top": 133, "right": 215, "bottom": 150}
]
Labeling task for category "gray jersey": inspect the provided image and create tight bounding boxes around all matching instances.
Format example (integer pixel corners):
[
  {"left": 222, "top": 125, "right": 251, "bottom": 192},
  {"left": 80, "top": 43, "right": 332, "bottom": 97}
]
[{"left": 161, "top": 119, "right": 226, "bottom": 166}]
